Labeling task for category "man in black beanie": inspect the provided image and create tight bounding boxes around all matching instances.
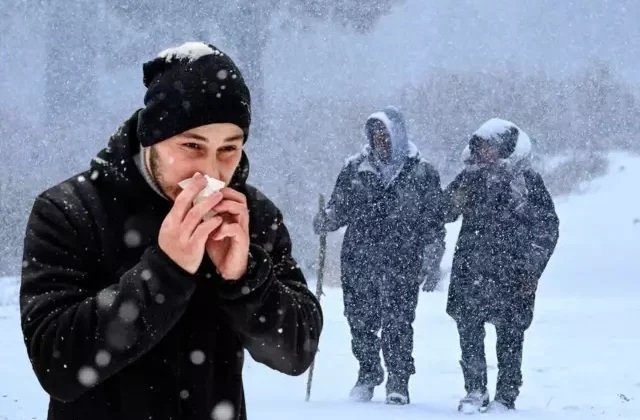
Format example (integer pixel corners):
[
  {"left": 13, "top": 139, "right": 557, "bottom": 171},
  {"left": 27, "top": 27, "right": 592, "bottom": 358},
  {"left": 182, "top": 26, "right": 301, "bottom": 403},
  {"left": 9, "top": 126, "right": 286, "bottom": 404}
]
[{"left": 19, "top": 42, "right": 323, "bottom": 420}]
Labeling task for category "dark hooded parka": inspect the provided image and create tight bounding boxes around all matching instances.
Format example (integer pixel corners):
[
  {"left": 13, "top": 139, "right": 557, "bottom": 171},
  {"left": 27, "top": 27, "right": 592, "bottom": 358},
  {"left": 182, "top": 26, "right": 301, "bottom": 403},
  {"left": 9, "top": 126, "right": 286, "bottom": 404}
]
[
  {"left": 315, "top": 106, "right": 445, "bottom": 386},
  {"left": 444, "top": 118, "right": 560, "bottom": 330},
  {"left": 19, "top": 45, "right": 322, "bottom": 420}
]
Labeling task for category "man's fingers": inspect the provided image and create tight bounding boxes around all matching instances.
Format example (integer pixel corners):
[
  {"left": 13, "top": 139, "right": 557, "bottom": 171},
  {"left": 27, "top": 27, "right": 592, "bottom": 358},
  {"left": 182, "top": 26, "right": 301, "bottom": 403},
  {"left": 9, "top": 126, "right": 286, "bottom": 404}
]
[
  {"left": 192, "top": 215, "right": 224, "bottom": 244},
  {"left": 213, "top": 200, "right": 248, "bottom": 228},
  {"left": 212, "top": 200, "right": 245, "bottom": 215},
  {"left": 181, "top": 192, "right": 224, "bottom": 239},
  {"left": 211, "top": 223, "right": 244, "bottom": 242},
  {"left": 219, "top": 187, "right": 247, "bottom": 205},
  {"left": 172, "top": 173, "right": 207, "bottom": 221}
]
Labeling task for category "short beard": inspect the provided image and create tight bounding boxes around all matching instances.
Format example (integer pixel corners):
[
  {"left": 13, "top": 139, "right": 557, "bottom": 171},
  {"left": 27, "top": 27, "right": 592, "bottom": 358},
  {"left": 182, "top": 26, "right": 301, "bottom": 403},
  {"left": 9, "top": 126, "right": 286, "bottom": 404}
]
[{"left": 148, "top": 146, "right": 179, "bottom": 199}]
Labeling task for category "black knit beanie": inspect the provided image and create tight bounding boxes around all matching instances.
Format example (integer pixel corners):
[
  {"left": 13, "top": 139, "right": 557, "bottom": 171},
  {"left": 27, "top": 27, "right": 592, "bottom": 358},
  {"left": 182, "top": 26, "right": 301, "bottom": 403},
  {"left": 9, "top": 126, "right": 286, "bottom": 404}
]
[{"left": 137, "top": 42, "right": 251, "bottom": 147}]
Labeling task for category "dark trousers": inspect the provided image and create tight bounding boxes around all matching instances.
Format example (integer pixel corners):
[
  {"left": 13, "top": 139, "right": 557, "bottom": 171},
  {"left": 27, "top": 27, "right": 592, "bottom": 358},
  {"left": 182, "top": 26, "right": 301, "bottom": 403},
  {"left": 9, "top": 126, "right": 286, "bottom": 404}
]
[
  {"left": 457, "top": 318, "right": 525, "bottom": 403},
  {"left": 341, "top": 262, "right": 421, "bottom": 385}
]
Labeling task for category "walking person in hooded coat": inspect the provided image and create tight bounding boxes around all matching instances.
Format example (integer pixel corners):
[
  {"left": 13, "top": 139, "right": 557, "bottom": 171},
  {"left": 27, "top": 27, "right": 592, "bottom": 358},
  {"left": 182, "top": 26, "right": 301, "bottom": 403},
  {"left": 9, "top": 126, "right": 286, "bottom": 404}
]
[
  {"left": 313, "top": 106, "right": 445, "bottom": 404},
  {"left": 443, "top": 118, "right": 559, "bottom": 413},
  {"left": 19, "top": 42, "right": 323, "bottom": 420}
]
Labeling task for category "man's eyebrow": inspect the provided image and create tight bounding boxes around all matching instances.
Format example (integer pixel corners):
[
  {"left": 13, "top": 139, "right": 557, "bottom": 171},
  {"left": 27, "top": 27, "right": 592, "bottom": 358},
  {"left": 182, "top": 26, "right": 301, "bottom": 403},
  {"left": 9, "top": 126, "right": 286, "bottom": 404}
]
[
  {"left": 182, "top": 132, "right": 208, "bottom": 142},
  {"left": 224, "top": 134, "right": 244, "bottom": 143}
]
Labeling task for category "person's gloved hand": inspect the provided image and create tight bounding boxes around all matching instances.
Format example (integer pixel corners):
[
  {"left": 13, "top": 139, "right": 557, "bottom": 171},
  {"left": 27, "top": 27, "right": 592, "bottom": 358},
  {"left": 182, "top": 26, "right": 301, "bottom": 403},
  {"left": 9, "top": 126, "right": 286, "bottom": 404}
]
[
  {"left": 421, "top": 267, "right": 441, "bottom": 292},
  {"left": 419, "top": 240, "right": 445, "bottom": 292}
]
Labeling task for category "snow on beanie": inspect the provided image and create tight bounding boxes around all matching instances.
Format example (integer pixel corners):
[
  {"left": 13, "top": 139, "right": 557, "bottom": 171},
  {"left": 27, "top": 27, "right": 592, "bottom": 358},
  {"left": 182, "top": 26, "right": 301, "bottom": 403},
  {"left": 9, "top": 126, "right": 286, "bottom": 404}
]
[{"left": 137, "top": 42, "right": 251, "bottom": 147}]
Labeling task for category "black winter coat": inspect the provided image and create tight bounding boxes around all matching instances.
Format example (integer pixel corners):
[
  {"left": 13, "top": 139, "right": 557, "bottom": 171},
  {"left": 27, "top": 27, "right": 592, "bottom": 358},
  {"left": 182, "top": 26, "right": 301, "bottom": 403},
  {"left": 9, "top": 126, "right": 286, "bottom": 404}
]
[
  {"left": 444, "top": 164, "right": 559, "bottom": 329},
  {"left": 322, "top": 150, "right": 445, "bottom": 277},
  {"left": 19, "top": 111, "right": 323, "bottom": 420}
]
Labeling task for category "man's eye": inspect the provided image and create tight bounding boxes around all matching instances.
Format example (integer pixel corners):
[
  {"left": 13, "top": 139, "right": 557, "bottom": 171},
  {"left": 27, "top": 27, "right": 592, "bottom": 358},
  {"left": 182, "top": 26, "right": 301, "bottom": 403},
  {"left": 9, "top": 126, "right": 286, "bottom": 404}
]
[{"left": 184, "top": 143, "right": 201, "bottom": 150}]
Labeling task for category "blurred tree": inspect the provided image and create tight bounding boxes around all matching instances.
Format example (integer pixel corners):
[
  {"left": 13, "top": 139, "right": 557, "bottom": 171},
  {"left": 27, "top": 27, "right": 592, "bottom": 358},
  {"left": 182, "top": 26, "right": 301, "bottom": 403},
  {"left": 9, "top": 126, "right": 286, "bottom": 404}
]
[
  {"left": 106, "top": 0, "right": 406, "bottom": 118},
  {"left": 0, "top": 111, "right": 43, "bottom": 276},
  {"left": 45, "top": 0, "right": 97, "bottom": 147}
]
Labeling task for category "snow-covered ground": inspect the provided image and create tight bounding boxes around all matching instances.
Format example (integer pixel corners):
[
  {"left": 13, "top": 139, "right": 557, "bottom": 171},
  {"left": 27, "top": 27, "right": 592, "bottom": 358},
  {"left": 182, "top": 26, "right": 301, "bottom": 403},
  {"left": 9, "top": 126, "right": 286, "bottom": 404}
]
[{"left": 2, "top": 152, "right": 640, "bottom": 419}]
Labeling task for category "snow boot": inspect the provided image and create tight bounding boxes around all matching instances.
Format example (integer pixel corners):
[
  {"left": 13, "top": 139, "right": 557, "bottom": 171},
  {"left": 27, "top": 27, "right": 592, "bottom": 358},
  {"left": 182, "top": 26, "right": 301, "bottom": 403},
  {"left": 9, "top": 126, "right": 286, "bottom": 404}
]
[
  {"left": 349, "top": 365, "right": 384, "bottom": 402},
  {"left": 385, "top": 375, "right": 410, "bottom": 405},
  {"left": 485, "top": 399, "right": 515, "bottom": 412},
  {"left": 349, "top": 384, "right": 375, "bottom": 402},
  {"left": 457, "top": 390, "right": 490, "bottom": 414}
]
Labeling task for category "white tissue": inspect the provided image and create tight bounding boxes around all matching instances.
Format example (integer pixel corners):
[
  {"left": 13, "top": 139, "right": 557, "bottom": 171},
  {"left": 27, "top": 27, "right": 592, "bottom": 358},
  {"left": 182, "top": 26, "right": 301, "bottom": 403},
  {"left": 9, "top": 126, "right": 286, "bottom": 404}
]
[{"left": 178, "top": 174, "right": 225, "bottom": 220}]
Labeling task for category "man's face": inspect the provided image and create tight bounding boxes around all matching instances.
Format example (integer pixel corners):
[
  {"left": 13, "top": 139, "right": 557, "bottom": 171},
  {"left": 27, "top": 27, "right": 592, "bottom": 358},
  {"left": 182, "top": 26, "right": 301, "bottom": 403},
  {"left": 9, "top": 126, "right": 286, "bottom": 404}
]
[
  {"left": 370, "top": 121, "right": 391, "bottom": 162},
  {"left": 147, "top": 123, "right": 244, "bottom": 200},
  {"left": 476, "top": 143, "right": 500, "bottom": 164}
]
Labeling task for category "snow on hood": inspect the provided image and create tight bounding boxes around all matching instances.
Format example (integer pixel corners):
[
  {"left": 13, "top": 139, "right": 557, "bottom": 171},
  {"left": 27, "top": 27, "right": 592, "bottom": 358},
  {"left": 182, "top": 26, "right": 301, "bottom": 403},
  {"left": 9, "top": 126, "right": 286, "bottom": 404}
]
[
  {"left": 461, "top": 118, "right": 532, "bottom": 165},
  {"left": 365, "top": 106, "right": 417, "bottom": 162},
  {"left": 157, "top": 42, "right": 223, "bottom": 63}
]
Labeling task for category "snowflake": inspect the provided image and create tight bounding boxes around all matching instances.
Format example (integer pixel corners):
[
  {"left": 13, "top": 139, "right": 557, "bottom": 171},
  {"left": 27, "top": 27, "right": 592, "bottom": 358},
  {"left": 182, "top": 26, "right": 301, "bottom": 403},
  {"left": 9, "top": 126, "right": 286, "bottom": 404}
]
[
  {"left": 95, "top": 350, "right": 111, "bottom": 367},
  {"left": 77, "top": 366, "right": 99, "bottom": 387},
  {"left": 124, "top": 229, "right": 142, "bottom": 248},
  {"left": 118, "top": 301, "right": 140, "bottom": 323},
  {"left": 190, "top": 350, "right": 206, "bottom": 365},
  {"left": 211, "top": 401, "right": 234, "bottom": 420}
]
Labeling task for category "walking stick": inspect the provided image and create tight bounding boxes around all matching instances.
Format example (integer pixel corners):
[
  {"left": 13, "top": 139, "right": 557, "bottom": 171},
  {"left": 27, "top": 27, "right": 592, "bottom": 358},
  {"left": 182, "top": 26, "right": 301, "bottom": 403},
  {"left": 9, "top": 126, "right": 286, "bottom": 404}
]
[{"left": 305, "top": 194, "right": 327, "bottom": 402}]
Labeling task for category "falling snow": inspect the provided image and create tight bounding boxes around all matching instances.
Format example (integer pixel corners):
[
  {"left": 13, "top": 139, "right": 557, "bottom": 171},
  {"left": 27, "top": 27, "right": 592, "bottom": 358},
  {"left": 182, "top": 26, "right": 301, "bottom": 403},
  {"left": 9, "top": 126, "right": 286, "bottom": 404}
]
[
  {"left": 190, "top": 350, "right": 206, "bottom": 365},
  {"left": 3, "top": 5, "right": 640, "bottom": 420},
  {"left": 96, "top": 289, "right": 116, "bottom": 308},
  {"left": 95, "top": 350, "right": 111, "bottom": 367},
  {"left": 216, "top": 69, "right": 228, "bottom": 80},
  {"left": 118, "top": 301, "right": 140, "bottom": 323},
  {"left": 211, "top": 401, "right": 234, "bottom": 420},
  {"left": 124, "top": 229, "right": 142, "bottom": 248},
  {"left": 77, "top": 366, "right": 98, "bottom": 387}
]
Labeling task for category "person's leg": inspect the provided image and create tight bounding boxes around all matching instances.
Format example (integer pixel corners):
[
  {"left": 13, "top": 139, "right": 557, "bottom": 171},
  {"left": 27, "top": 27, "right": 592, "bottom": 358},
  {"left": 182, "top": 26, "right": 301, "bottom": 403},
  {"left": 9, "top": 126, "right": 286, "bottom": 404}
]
[
  {"left": 341, "top": 263, "right": 383, "bottom": 400},
  {"left": 456, "top": 317, "right": 490, "bottom": 412},
  {"left": 492, "top": 323, "right": 525, "bottom": 409},
  {"left": 379, "top": 267, "right": 420, "bottom": 404}
]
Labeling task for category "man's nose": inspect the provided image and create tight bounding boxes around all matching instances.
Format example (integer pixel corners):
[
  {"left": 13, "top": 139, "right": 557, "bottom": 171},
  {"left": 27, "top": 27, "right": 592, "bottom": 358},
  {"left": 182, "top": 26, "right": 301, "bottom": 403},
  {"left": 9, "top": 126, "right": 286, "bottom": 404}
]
[{"left": 198, "top": 165, "right": 220, "bottom": 181}]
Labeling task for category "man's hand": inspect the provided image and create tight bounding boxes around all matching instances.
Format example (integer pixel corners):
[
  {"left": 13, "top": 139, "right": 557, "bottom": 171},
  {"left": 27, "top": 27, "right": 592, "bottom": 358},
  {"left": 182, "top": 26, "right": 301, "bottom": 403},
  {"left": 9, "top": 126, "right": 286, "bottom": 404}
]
[
  {"left": 158, "top": 173, "right": 224, "bottom": 274},
  {"left": 206, "top": 187, "right": 250, "bottom": 281}
]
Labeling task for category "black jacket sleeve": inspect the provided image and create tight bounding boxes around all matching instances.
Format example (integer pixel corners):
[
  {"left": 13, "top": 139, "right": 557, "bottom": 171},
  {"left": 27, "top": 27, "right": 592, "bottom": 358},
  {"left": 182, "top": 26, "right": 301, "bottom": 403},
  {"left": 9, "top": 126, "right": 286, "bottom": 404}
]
[
  {"left": 442, "top": 171, "right": 470, "bottom": 223},
  {"left": 420, "top": 164, "right": 446, "bottom": 247},
  {"left": 20, "top": 195, "right": 198, "bottom": 402},
  {"left": 522, "top": 172, "right": 560, "bottom": 278},
  {"left": 321, "top": 161, "right": 360, "bottom": 231},
  {"left": 215, "top": 210, "right": 323, "bottom": 376}
]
